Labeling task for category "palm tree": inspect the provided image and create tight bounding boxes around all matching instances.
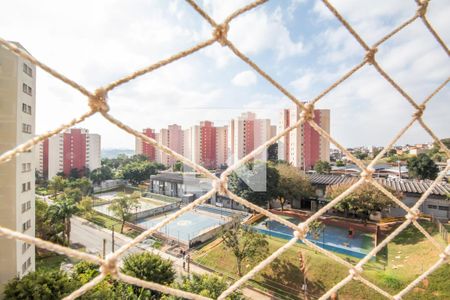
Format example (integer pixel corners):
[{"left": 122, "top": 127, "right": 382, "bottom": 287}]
[
  {"left": 48, "top": 175, "right": 67, "bottom": 199},
  {"left": 48, "top": 197, "right": 78, "bottom": 245},
  {"left": 109, "top": 192, "right": 140, "bottom": 233}
]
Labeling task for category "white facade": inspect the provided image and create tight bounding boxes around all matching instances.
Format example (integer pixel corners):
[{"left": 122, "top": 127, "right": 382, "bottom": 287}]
[
  {"left": 215, "top": 126, "right": 228, "bottom": 167},
  {"left": 0, "top": 43, "right": 36, "bottom": 290},
  {"left": 87, "top": 133, "right": 101, "bottom": 172},
  {"left": 156, "top": 124, "right": 184, "bottom": 166}
]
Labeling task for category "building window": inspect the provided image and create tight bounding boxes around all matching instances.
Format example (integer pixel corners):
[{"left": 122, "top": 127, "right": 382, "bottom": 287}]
[
  {"left": 22, "top": 103, "right": 32, "bottom": 114},
  {"left": 22, "top": 262, "right": 27, "bottom": 274},
  {"left": 22, "top": 123, "right": 32, "bottom": 134},
  {"left": 22, "top": 201, "right": 31, "bottom": 213},
  {"left": 23, "top": 63, "right": 32, "bottom": 77},
  {"left": 27, "top": 257, "right": 31, "bottom": 268},
  {"left": 438, "top": 206, "right": 449, "bottom": 211},
  {"left": 22, "top": 220, "right": 31, "bottom": 232},
  {"left": 22, "top": 243, "right": 31, "bottom": 253},
  {"left": 22, "top": 83, "right": 32, "bottom": 95},
  {"left": 22, "top": 182, "right": 31, "bottom": 192}
]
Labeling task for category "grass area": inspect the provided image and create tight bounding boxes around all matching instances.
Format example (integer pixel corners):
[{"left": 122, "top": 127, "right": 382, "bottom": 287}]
[
  {"left": 36, "top": 253, "right": 69, "bottom": 272},
  {"left": 79, "top": 211, "right": 141, "bottom": 239},
  {"left": 193, "top": 220, "right": 449, "bottom": 300}
]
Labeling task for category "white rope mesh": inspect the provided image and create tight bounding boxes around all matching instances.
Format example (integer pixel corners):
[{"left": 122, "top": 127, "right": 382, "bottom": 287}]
[{"left": 0, "top": 0, "right": 449, "bottom": 299}]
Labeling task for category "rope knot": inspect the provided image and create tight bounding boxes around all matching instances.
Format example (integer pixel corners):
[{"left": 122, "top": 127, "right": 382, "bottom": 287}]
[
  {"left": 89, "top": 88, "right": 109, "bottom": 113},
  {"left": 365, "top": 48, "right": 378, "bottom": 65},
  {"left": 213, "top": 23, "right": 229, "bottom": 46},
  {"left": 300, "top": 103, "right": 315, "bottom": 122},
  {"left": 417, "top": 0, "right": 429, "bottom": 17},
  {"left": 405, "top": 208, "right": 420, "bottom": 221},
  {"left": 100, "top": 255, "right": 118, "bottom": 277},
  {"left": 294, "top": 223, "right": 308, "bottom": 240},
  {"left": 413, "top": 104, "right": 426, "bottom": 118},
  {"left": 360, "top": 168, "right": 374, "bottom": 182},
  {"left": 214, "top": 178, "right": 228, "bottom": 196},
  {"left": 349, "top": 266, "right": 363, "bottom": 278}
]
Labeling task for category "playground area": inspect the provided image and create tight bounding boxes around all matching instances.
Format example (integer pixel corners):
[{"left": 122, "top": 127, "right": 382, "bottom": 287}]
[
  {"left": 136, "top": 205, "right": 248, "bottom": 246},
  {"left": 253, "top": 214, "right": 374, "bottom": 259}
]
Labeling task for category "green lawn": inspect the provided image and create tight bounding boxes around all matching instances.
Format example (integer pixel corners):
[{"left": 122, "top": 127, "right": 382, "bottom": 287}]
[{"left": 193, "top": 220, "right": 449, "bottom": 300}]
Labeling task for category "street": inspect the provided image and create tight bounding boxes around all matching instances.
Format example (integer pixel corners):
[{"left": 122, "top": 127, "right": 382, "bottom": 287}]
[{"left": 70, "top": 216, "right": 271, "bottom": 299}]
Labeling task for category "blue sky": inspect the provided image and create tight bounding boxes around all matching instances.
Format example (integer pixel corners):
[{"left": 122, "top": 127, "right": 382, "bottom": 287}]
[{"left": 1, "top": 0, "right": 449, "bottom": 149}]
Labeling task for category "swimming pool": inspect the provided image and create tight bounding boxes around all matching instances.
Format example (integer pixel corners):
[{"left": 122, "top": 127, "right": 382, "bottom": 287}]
[
  {"left": 253, "top": 216, "right": 373, "bottom": 259},
  {"left": 135, "top": 206, "right": 232, "bottom": 244}
]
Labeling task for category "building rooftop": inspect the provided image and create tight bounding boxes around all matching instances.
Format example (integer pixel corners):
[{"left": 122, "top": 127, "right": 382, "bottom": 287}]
[{"left": 308, "top": 174, "right": 450, "bottom": 196}]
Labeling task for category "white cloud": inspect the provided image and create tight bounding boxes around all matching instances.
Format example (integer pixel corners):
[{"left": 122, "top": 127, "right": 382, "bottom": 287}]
[{"left": 231, "top": 70, "right": 257, "bottom": 87}]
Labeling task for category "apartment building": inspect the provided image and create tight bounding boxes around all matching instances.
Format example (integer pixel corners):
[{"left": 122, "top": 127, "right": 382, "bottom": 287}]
[
  {"left": 0, "top": 42, "right": 36, "bottom": 291},
  {"left": 228, "top": 112, "right": 273, "bottom": 164},
  {"left": 135, "top": 128, "right": 156, "bottom": 161},
  {"left": 278, "top": 106, "right": 330, "bottom": 170},
  {"left": 155, "top": 124, "right": 183, "bottom": 166},
  {"left": 36, "top": 128, "right": 101, "bottom": 179}
]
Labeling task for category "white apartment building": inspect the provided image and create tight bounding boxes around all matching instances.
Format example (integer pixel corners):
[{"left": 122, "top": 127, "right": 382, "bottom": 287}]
[
  {"left": 0, "top": 43, "right": 36, "bottom": 291},
  {"left": 228, "top": 112, "right": 273, "bottom": 164},
  {"left": 155, "top": 124, "right": 183, "bottom": 166}
]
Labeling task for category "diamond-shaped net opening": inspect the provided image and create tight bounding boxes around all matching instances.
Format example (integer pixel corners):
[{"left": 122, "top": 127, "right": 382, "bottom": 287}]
[{"left": 0, "top": 0, "right": 449, "bottom": 299}]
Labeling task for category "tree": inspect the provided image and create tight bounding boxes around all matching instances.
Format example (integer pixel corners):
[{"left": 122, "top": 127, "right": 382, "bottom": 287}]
[
  {"left": 298, "top": 250, "right": 309, "bottom": 300},
  {"left": 121, "top": 161, "right": 164, "bottom": 184},
  {"left": 309, "top": 220, "right": 324, "bottom": 240},
  {"left": 69, "top": 168, "right": 81, "bottom": 179},
  {"left": 222, "top": 219, "right": 269, "bottom": 276},
  {"left": 407, "top": 153, "right": 439, "bottom": 180},
  {"left": 354, "top": 151, "right": 368, "bottom": 160},
  {"left": 68, "top": 177, "right": 92, "bottom": 196},
  {"left": 48, "top": 175, "right": 67, "bottom": 198},
  {"left": 336, "top": 160, "right": 345, "bottom": 167},
  {"left": 228, "top": 161, "right": 280, "bottom": 207},
  {"left": 48, "top": 197, "right": 79, "bottom": 245},
  {"left": 314, "top": 160, "right": 331, "bottom": 174},
  {"left": 109, "top": 192, "right": 140, "bottom": 233},
  {"left": 90, "top": 166, "right": 113, "bottom": 184},
  {"left": 62, "top": 187, "right": 82, "bottom": 203},
  {"left": 164, "top": 274, "right": 244, "bottom": 300},
  {"left": 267, "top": 143, "right": 278, "bottom": 162},
  {"left": 274, "top": 164, "right": 313, "bottom": 210},
  {"left": 122, "top": 252, "right": 175, "bottom": 298},
  {"left": 36, "top": 199, "right": 64, "bottom": 244},
  {"left": 78, "top": 196, "right": 93, "bottom": 217},
  {"left": 326, "top": 182, "right": 396, "bottom": 218},
  {"left": 173, "top": 160, "right": 183, "bottom": 172},
  {"left": 4, "top": 270, "right": 76, "bottom": 299}
]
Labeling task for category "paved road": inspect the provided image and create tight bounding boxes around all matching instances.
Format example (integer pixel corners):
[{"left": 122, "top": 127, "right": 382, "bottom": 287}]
[{"left": 70, "top": 216, "right": 272, "bottom": 299}]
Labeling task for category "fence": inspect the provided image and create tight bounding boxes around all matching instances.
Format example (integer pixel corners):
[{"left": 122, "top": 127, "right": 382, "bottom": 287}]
[
  {"left": 0, "top": 0, "right": 449, "bottom": 299},
  {"left": 431, "top": 215, "right": 449, "bottom": 244}
]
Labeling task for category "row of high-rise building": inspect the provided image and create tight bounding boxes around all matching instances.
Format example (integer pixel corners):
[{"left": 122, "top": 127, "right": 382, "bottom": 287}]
[
  {"left": 136, "top": 109, "right": 330, "bottom": 170},
  {"left": 35, "top": 128, "right": 101, "bottom": 180}
]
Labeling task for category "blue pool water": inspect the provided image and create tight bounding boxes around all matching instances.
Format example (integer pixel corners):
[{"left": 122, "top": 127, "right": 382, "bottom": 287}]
[
  {"left": 253, "top": 216, "right": 373, "bottom": 259},
  {"left": 136, "top": 207, "right": 230, "bottom": 243}
]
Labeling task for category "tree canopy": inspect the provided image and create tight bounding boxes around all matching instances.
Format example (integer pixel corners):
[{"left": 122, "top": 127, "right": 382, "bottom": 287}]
[
  {"left": 326, "top": 182, "right": 397, "bottom": 218},
  {"left": 109, "top": 192, "right": 140, "bottom": 233},
  {"left": 274, "top": 163, "right": 313, "bottom": 210},
  {"left": 314, "top": 160, "right": 331, "bottom": 174},
  {"left": 407, "top": 153, "right": 439, "bottom": 180},
  {"left": 228, "top": 161, "right": 280, "bottom": 207},
  {"left": 222, "top": 218, "right": 269, "bottom": 276}
]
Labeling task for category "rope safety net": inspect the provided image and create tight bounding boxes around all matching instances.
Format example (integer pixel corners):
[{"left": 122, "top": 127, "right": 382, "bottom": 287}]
[{"left": 0, "top": 0, "right": 449, "bottom": 299}]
